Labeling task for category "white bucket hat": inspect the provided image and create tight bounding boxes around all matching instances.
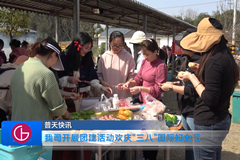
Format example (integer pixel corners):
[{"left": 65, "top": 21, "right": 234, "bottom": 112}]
[{"left": 129, "top": 31, "right": 146, "bottom": 44}]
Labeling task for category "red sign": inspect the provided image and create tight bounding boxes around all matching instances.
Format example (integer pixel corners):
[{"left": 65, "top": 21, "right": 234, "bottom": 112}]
[{"left": 172, "top": 41, "right": 183, "bottom": 55}]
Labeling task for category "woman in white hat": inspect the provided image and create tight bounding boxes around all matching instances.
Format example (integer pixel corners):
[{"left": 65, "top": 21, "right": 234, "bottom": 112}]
[
  {"left": 129, "top": 30, "right": 147, "bottom": 73},
  {"left": 178, "top": 17, "right": 239, "bottom": 160},
  {"left": 10, "top": 37, "right": 70, "bottom": 121}
]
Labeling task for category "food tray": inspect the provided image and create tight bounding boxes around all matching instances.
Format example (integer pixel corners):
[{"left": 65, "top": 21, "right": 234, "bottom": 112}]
[
  {"left": 92, "top": 110, "right": 133, "bottom": 120},
  {"left": 108, "top": 105, "right": 142, "bottom": 111}
]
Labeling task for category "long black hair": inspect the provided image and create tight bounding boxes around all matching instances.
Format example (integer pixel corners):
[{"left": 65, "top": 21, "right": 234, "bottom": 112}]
[
  {"left": 198, "top": 36, "right": 239, "bottom": 86},
  {"left": 62, "top": 32, "right": 93, "bottom": 70},
  {"left": 81, "top": 51, "right": 94, "bottom": 68}
]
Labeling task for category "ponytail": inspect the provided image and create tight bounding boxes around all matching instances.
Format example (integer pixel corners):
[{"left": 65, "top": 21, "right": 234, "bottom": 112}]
[
  {"left": 28, "top": 37, "right": 61, "bottom": 57},
  {"left": 158, "top": 48, "right": 167, "bottom": 61}
]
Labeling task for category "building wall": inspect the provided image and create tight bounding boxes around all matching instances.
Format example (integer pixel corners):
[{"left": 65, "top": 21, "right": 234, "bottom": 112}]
[{"left": 0, "top": 32, "right": 37, "bottom": 58}]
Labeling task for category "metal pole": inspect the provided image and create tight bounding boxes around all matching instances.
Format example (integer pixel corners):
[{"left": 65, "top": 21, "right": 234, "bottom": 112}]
[
  {"left": 171, "top": 26, "right": 176, "bottom": 79},
  {"left": 164, "top": 146, "right": 170, "bottom": 160},
  {"left": 167, "top": 35, "right": 169, "bottom": 46},
  {"left": 232, "top": 0, "right": 237, "bottom": 54},
  {"left": 73, "top": 0, "right": 80, "bottom": 37},
  {"left": 105, "top": 24, "right": 109, "bottom": 51},
  {"left": 152, "top": 33, "right": 156, "bottom": 40},
  {"left": 55, "top": 15, "right": 60, "bottom": 43},
  {"left": 143, "top": 15, "right": 147, "bottom": 34},
  {"left": 98, "top": 146, "right": 102, "bottom": 160}
]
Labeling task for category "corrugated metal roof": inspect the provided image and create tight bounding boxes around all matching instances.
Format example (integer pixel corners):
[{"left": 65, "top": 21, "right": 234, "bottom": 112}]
[
  {"left": 100, "top": 28, "right": 169, "bottom": 38},
  {"left": 0, "top": 0, "right": 196, "bottom": 35},
  {"left": 100, "top": 28, "right": 131, "bottom": 37}
]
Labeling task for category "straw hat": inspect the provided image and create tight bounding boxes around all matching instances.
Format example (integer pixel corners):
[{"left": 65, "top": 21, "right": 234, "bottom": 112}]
[
  {"left": 129, "top": 31, "right": 146, "bottom": 44},
  {"left": 180, "top": 17, "right": 226, "bottom": 53}
]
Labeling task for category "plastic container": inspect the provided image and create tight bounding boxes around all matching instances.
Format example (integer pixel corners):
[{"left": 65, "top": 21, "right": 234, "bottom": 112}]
[
  {"left": 232, "top": 91, "right": 240, "bottom": 124},
  {"left": 0, "top": 129, "right": 52, "bottom": 160},
  {"left": 112, "top": 94, "right": 119, "bottom": 109}
]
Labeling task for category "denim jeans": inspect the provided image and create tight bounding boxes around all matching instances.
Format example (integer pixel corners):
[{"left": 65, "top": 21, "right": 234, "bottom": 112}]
[
  {"left": 181, "top": 115, "right": 195, "bottom": 160},
  {"left": 193, "top": 114, "right": 231, "bottom": 160}
]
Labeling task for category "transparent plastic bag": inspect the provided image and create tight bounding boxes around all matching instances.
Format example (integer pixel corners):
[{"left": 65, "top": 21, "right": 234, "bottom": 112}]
[
  {"left": 119, "top": 97, "right": 132, "bottom": 108},
  {"left": 94, "top": 94, "right": 112, "bottom": 112},
  {"left": 143, "top": 93, "right": 166, "bottom": 114}
]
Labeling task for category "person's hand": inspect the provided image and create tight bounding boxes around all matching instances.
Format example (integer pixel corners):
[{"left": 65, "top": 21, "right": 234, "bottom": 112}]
[
  {"left": 129, "top": 86, "right": 141, "bottom": 95},
  {"left": 68, "top": 76, "right": 81, "bottom": 84},
  {"left": 159, "top": 83, "right": 172, "bottom": 91},
  {"left": 100, "top": 80, "right": 111, "bottom": 87},
  {"left": 101, "top": 86, "right": 113, "bottom": 94},
  {"left": 62, "top": 110, "right": 70, "bottom": 120},
  {"left": 70, "top": 93, "right": 79, "bottom": 100},
  {"left": 177, "top": 72, "right": 192, "bottom": 81},
  {"left": 122, "top": 81, "right": 132, "bottom": 90},
  {"left": 115, "top": 83, "right": 124, "bottom": 90},
  {"left": 165, "top": 82, "right": 173, "bottom": 85},
  {"left": 188, "top": 62, "right": 199, "bottom": 73}
]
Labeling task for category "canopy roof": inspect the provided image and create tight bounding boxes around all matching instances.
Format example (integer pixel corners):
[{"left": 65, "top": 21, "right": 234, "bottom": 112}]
[{"left": 0, "top": 0, "right": 196, "bottom": 35}]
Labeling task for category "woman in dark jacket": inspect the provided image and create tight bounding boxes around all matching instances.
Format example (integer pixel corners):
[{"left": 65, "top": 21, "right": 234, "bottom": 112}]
[
  {"left": 160, "top": 28, "right": 200, "bottom": 160},
  {"left": 178, "top": 18, "right": 239, "bottom": 160}
]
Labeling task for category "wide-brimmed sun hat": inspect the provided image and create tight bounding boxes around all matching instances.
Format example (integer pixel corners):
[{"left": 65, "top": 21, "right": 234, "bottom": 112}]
[
  {"left": 180, "top": 17, "right": 227, "bottom": 53},
  {"left": 175, "top": 28, "right": 197, "bottom": 49},
  {"left": 129, "top": 31, "right": 146, "bottom": 44}
]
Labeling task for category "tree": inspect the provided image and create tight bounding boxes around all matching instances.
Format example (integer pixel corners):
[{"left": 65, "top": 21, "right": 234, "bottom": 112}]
[
  {"left": 28, "top": 12, "right": 97, "bottom": 42},
  {"left": 60, "top": 18, "right": 73, "bottom": 41},
  {"left": 212, "top": 0, "right": 240, "bottom": 45},
  {"left": 28, "top": 13, "right": 55, "bottom": 39},
  {"left": 175, "top": 8, "right": 198, "bottom": 25},
  {"left": 0, "top": 7, "right": 29, "bottom": 40},
  {"left": 193, "top": 12, "right": 211, "bottom": 26}
]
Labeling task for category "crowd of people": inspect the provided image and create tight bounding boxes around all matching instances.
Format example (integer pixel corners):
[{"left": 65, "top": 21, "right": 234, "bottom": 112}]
[{"left": 0, "top": 17, "right": 239, "bottom": 160}]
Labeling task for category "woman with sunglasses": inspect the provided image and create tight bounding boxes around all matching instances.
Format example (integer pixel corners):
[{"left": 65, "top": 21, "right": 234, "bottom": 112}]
[
  {"left": 10, "top": 37, "right": 70, "bottom": 121},
  {"left": 97, "top": 31, "right": 135, "bottom": 98}
]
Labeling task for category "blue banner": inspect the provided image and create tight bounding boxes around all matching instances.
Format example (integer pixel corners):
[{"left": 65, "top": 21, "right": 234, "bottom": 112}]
[
  {"left": 1, "top": 121, "right": 42, "bottom": 145},
  {"left": 42, "top": 120, "right": 165, "bottom": 130}
]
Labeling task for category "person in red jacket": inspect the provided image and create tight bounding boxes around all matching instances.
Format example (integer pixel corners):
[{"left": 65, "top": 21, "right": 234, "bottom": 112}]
[{"left": 9, "top": 39, "right": 28, "bottom": 63}]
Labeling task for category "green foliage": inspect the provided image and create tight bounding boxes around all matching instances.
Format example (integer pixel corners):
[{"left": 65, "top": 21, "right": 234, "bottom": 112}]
[
  {"left": 0, "top": 7, "right": 29, "bottom": 40},
  {"left": 28, "top": 13, "right": 55, "bottom": 39},
  {"left": 96, "top": 43, "right": 105, "bottom": 55},
  {"left": 174, "top": 16, "right": 183, "bottom": 20},
  {"left": 70, "top": 110, "right": 95, "bottom": 120},
  {"left": 28, "top": 12, "right": 97, "bottom": 41},
  {"left": 193, "top": 12, "right": 211, "bottom": 26},
  {"left": 164, "top": 113, "right": 177, "bottom": 126}
]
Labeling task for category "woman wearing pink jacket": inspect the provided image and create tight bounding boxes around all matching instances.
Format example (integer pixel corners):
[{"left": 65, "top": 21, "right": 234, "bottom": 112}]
[{"left": 97, "top": 31, "right": 135, "bottom": 99}]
